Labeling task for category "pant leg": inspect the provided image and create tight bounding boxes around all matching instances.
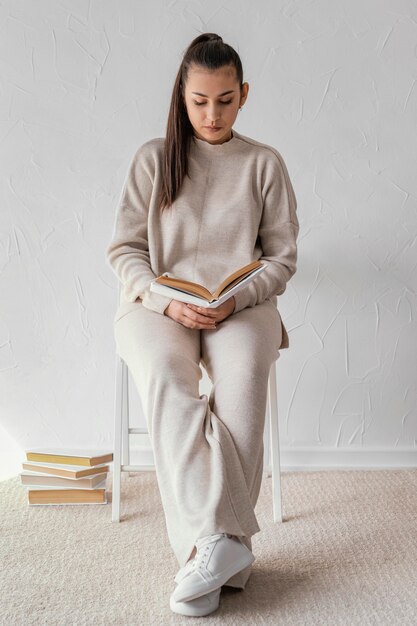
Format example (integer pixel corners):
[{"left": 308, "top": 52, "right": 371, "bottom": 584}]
[
  {"left": 113, "top": 300, "right": 261, "bottom": 570},
  {"left": 200, "top": 298, "right": 283, "bottom": 589}
]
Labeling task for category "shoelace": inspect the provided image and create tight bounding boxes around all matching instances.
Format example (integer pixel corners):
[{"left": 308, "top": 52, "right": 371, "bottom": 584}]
[
  {"left": 175, "top": 534, "right": 234, "bottom": 582},
  {"left": 191, "top": 533, "right": 234, "bottom": 572}
]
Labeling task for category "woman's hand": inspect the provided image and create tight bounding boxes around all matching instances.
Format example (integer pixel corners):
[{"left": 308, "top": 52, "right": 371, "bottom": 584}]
[{"left": 164, "top": 297, "right": 236, "bottom": 330}]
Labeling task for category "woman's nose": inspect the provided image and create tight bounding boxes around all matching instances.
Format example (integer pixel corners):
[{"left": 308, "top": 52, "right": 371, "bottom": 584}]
[{"left": 206, "top": 109, "right": 221, "bottom": 123}]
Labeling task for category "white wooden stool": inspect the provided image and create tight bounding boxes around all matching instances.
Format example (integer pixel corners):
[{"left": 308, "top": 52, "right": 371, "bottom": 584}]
[{"left": 111, "top": 285, "right": 283, "bottom": 524}]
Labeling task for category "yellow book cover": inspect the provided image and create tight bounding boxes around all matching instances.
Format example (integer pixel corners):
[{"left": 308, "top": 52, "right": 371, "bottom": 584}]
[{"left": 25, "top": 448, "right": 113, "bottom": 467}]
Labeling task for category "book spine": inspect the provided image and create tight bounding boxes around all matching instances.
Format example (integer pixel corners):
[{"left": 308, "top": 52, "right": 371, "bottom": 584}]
[{"left": 28, "top": 489, "right": 107, "bottom": 504}]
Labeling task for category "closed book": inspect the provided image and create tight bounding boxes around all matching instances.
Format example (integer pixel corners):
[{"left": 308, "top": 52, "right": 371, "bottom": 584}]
[
  {"left": 23, "top": 478, "right": 106, "bottom": 491},
  {"left": 20, "top": 471, "right": 108, "bottom": 489},
  {"left": 25, "top": 448, "right": 113, "bottom": 467},
  {"left": 27, "top": 488, "right": 107, "bottom": 505},
  {"left": 150, "top": 260, "right": 266, "bottom": 308},
  {"left": 21, "top": 461, "right": 110, "bottom": 479}
]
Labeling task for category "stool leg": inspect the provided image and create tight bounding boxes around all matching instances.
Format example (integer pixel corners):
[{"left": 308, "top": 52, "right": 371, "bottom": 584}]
[
  {"left": 112, "top": 353, "right": 124, "bottom": 522},
  {"left": 263, "top": 391, "right": 272, "bottom": 479},
  {"left": 268, "top": 361, "right": 283, "bottom": 522},
  {"left": 121, "top": 361, "right": 130, "bottom": 467}
]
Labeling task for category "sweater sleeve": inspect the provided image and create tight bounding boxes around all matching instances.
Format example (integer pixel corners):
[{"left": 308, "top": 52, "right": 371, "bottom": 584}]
[
  {"left": 105, "top": 146, "right": 173, "bottom": 315},
  {"left": 232, "top": 149, "right": 299, "bottom": 314}
]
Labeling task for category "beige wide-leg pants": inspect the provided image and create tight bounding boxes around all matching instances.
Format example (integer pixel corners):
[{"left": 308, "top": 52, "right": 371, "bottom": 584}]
[{"left": 113, "top": 297, "right": 283, "bottom": 589}]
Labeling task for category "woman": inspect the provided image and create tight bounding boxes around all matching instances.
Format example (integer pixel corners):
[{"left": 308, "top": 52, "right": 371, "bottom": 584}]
[{"left": 106, "top": 32, "right": 299, "bottom": 617}]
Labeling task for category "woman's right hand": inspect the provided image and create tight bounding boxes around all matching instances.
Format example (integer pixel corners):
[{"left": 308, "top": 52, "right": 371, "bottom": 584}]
[{"left": 164, "top": 300, "right": 217, "bottom": 330}]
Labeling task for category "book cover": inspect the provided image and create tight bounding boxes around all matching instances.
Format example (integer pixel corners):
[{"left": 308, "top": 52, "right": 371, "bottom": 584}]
[
  {"left": 20, "top": 471, "right": 108, "bottom": 489},
  {"left": 25, "top": 448, "right": 113, "bottom": 467},
  {"left": 27, "top": 488, "right": 107, "bottom": 505},
  {"left": 22, "top": 478, "right": 107, "bottom": 490},
  {"left": 21, "top": 462, "right": 110, "bottom": 479}
]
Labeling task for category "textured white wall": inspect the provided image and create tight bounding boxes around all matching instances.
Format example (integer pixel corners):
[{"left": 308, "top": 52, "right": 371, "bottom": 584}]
[{"left": 1, "top": 0, "right": 416, "bottom": 478}]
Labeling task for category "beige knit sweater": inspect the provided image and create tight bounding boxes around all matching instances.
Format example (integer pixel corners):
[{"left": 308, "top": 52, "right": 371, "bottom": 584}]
[{"left": 106, "top": 129, "right": 299, "bottom": 348}]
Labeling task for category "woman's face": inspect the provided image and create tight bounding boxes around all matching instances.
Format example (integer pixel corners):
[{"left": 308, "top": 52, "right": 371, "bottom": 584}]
[{"left": 183, "top": 64, "right": 248, "bottom": 145}]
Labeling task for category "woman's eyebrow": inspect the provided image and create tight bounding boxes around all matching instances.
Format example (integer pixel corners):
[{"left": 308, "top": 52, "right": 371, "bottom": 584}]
[{"left": 191, "top": 90, "right": 235, "bottom": 97}]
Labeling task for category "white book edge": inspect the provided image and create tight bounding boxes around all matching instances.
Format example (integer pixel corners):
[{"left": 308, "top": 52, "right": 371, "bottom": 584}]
[
  {"left": 150, "top": 263, "right": 267, "bottom": 308},
  {"left": 22, "top": 461, "right": 110, "bottom": 470},
  {"left": 28, "top": 498, "right": 108, "bottom": 506},
  {"left": 22, "top": 480, "right": 107, "bottom": 491},
  {"left": 20, "top": 470, "right": 107, "bottom": 480}
]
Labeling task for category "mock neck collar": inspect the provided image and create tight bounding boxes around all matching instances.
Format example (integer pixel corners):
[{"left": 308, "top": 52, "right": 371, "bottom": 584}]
[{"left": 190, "top": 129, "right": 242, "bottom": 155}]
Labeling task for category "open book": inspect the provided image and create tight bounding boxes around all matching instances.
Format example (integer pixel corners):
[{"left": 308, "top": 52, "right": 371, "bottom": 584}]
[{"left": 150, "top": 260, "right": 266, "bottom": 308}]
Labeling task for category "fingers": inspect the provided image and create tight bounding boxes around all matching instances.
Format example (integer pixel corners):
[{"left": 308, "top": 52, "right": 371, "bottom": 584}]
[
  {"left": 186, "top": 312, "right": 217, "bottom": 329},
  {"left": 186, "top": 304, "right": 217, "bottom": 318},
  {"left": 183, "top": 303, "right": 217, "bottom": 329},
  {"left": 182, "top": 317, "right": 216, "bottom": 330},
  {"left": 166, "top": 301, "right": 218, "bottom": 329}
]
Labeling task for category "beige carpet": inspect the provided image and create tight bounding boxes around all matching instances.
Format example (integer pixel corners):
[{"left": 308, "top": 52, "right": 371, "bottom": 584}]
[{"left": 1, "top": 469, "right": 417, "bottom": 625}]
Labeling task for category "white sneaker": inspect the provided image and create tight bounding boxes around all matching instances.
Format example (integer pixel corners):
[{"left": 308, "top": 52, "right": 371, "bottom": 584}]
[
  {"left": 171, "top": 532, "right": 255, "bottom": 603},
  {"left": 169, "top": 587, "right": 221, "bottom": 617},
  {"left": 174, "top": 558, "right": 195, "bottom": 584}
]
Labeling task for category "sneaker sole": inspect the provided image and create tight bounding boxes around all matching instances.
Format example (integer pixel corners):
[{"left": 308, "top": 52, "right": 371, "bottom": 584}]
[{"left": 170, "top": 588, "right": 221, "bottom": 617}]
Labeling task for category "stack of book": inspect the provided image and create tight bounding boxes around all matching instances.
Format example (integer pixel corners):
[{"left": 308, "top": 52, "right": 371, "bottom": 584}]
[{"left": 20, "top": 448, "right": 113, "bottom": 506}]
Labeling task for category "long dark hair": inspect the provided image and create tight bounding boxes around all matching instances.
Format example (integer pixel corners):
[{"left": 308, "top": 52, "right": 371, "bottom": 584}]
[{"left": 157, "top": 33, "right": 244, "bottom": 212}]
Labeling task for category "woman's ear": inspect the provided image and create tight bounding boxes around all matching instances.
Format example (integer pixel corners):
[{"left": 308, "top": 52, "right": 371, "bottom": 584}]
[{"left": 240, "top": 82, "right": 249, "bottom": 107}]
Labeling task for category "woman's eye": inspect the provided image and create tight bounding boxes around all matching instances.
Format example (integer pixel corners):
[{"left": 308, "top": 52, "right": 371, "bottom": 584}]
[{"left": 194, "top": 100, "right": 233, "bottom": 106}]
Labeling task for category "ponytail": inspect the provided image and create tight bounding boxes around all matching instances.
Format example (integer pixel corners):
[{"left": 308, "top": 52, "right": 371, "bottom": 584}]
[{"left": 157, "top": 33, "right": 244, "bottom": 212}]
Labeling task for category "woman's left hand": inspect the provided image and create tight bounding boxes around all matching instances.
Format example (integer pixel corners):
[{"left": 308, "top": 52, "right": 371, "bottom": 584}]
[{"left": 186, "top": 296, "right": 235, "bottom": 326}]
